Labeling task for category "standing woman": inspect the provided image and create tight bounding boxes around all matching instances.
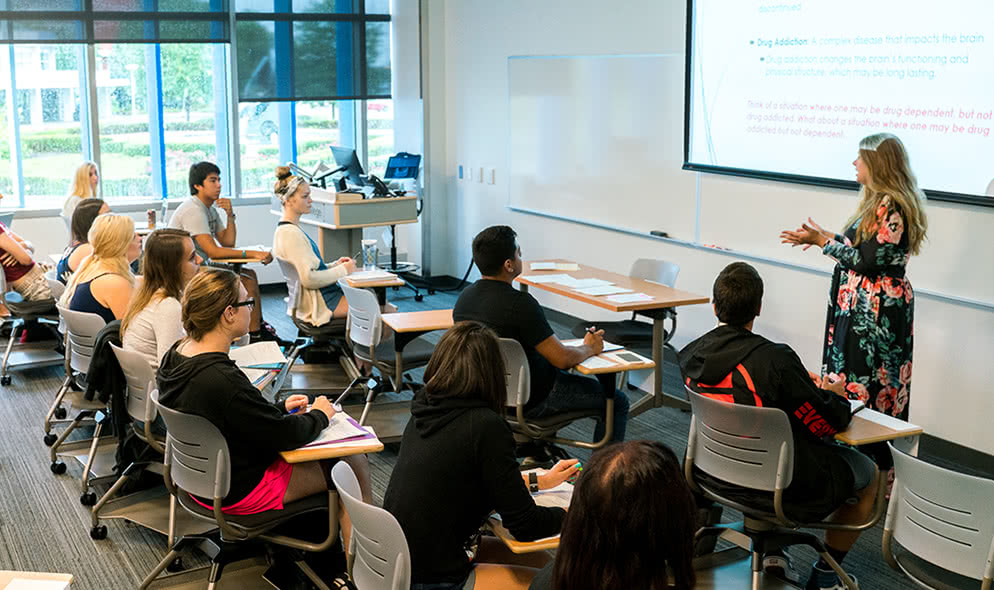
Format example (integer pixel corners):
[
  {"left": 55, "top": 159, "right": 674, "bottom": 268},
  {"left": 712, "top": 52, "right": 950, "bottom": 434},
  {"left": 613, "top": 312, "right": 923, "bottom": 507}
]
[
  {"left": 62, "top": 161, "right": 100, "bottom": 229},
  {"left": 271, "top": 166, "right": 355, "bottom": 326},
  {"left": 57, "top": 198, "right": 110, "bottom": 283},
  {"left": 60, "top": 213, "right": 142, "bottom": 323},
  {"left": 781, "top": 133, "right": 928, "bottom": 420}
]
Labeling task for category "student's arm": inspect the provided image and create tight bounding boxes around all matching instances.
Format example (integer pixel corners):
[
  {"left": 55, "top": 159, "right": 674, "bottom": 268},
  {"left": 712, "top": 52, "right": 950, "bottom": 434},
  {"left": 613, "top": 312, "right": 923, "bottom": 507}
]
[
  {"left": 153, "top": 298, "right": 187, "bottom": 366},
  {"left": 93, "top": 275, "right": 135, "bottom": 320},
  {"left": 222, "top": 373, "right": 330, "bottom": 452},
  {"left": 534, "top": 329, "right": 604, "bottom": 370},
  {"left": 774, "top": 345, "right": 852, "bottom": 437},
  {"left": 193, "top": 234, "right": 271, "bottom": 262},
  {"left": 68, "top": 243, "right": 93, "bottom": 273},
  {"left": 213, "top": 198, "right": 237, "bottom": 248},
  {"left": 822, "top": 198, "right": 909, "bottom": 275},
  {"left": 477, "top": 414, "right": 565, "bottom": 541},
  {"left": 0, "top": 232, "right": 35, "bottom": 266},
  {"left": 8, "top": 230, "right": 34, "bottom": 254},
  {"left": 278, "top": 228, "right": 352, "bottom": 288}
]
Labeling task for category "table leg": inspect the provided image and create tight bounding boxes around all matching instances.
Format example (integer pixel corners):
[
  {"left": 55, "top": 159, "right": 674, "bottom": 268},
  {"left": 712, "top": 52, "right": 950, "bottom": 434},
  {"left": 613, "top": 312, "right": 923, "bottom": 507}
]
[
  {"left": 629, "top": 314, "right": 690, "bottom": 418},
  {"left": 375, "top": 287, "right": 387, "bottom": 306}
]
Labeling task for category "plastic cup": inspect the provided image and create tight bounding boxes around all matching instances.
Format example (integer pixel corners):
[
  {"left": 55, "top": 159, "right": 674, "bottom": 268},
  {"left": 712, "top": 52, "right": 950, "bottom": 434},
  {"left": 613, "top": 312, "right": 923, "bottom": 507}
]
[{"left": 361, "top": 239, "right": 378, "bottom": 271}]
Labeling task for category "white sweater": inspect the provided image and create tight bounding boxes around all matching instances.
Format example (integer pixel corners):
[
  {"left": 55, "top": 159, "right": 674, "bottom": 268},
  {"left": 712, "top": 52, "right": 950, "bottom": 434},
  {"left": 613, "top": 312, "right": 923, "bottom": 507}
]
[
  {"left": 272, "top": 222, "right": 350, "bottom": 326},
  {"left": 121, "top": 295, "right": 185, "bottom": 370}
]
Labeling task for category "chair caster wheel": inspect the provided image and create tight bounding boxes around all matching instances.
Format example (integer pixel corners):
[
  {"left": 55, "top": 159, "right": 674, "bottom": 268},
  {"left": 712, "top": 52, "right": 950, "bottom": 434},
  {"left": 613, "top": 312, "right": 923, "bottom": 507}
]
[
  {"left": 1, "top": 375, "right": 11, "bottom": 386},
  {"left": 90, "top": 525, "right": 107, "bottom": 540},
  {"left": 415, "top": 294, "right": 424, "bottom": 302},
  {"left": 43, "top": 433, "right": 57, "bottom": 446},
  {"left": 80, "top": 492, "right": 97, "bottom": 506},
  {"left": 166, "top": 557, "right": 184, "bottom": 572},
  {"left": 51, "top": 462, "right": 67, "bottom": 475},
  {"left": 54, "top": 407, "right": 67, "bottom": 419}
]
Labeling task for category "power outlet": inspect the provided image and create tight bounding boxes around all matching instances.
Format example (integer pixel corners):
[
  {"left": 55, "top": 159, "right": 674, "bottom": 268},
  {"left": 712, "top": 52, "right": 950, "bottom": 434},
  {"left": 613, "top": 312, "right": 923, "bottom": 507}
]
[
  {"left": 487, "top": 167, "right": 496, "bottom": 185},
  {"left": 477, "top": 167, "right": 484, "bottom": 183}
]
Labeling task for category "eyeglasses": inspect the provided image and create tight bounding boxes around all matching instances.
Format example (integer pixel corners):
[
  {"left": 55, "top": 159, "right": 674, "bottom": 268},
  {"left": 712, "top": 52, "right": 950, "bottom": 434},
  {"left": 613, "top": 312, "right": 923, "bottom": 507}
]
[{"left": 231, "top": 299, "right": 255, "bottom": 311}]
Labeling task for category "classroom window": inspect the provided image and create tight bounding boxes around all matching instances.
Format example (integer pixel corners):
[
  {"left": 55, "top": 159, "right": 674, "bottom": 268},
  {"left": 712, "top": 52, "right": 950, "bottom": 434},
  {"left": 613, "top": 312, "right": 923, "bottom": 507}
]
[
  {"left": 366, "top": 98, "right": 393, "bottom": 176},
  {"left": 238, "top": 101, "right": 284, "bottom": 194}
]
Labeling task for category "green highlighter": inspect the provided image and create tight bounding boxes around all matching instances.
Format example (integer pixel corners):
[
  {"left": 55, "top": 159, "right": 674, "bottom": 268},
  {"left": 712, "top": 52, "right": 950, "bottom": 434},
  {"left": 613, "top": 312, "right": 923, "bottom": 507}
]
[{"left": 567, "top": 461, "right": 583, "bottom": 484}]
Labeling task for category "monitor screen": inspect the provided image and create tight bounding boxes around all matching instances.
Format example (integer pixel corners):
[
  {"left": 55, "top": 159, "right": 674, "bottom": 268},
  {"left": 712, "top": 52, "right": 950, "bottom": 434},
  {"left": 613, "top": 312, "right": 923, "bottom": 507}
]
[
  {"left": 330, "top": 146, "right": 365, "bottom": 187},
  {"left": 384, "top": 153, "right": 422, "bottom": 180}
]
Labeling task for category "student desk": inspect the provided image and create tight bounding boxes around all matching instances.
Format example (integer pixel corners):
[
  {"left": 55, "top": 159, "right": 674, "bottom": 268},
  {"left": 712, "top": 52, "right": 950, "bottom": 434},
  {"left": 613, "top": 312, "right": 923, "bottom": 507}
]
[
  {"left": 380, "top": 308, "right": 453, "bottom": 375},
  {"left": 516, "top": 260, "right": 709, "bottom": 416},
  {"left": 343, "top": 272, "right": 406, "bottom": 306},
  {"left": 0, "top": 571, "right": 73, "bottom": 588},
  {"left": 280, "top": 427, "right": 384, "bottom": 463}
]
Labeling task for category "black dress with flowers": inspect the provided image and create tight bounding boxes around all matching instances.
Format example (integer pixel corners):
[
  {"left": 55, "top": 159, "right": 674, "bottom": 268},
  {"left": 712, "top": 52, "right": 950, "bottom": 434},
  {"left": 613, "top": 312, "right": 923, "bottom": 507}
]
[{"left": 821, "top": 196, "right": 914, "bottom": 420}]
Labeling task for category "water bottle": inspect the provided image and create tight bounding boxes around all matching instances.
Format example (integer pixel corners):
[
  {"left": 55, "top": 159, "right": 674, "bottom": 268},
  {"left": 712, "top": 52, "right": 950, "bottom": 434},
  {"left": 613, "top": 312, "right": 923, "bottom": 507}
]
[{"left": 161, "top": 198, "right": 169, "bottom": 227}]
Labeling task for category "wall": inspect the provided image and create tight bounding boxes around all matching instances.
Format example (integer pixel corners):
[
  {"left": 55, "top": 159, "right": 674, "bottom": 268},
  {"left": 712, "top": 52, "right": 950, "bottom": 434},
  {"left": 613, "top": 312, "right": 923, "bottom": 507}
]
[{"left": 425, "top": 0, "right": 994, "bottom": 452}]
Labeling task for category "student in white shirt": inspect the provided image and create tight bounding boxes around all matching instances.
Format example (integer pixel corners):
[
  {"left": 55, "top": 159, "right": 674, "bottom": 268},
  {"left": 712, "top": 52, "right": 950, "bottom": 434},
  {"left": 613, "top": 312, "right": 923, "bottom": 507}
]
[
  {"left": 121, "top": 228, "right": 202, "bottom": 370},
  {"left": 61, "top": 161, "right": 99, "bottom": 229},
  {"left": 271, "top": 166, "right": 355, "bottom": 326}
]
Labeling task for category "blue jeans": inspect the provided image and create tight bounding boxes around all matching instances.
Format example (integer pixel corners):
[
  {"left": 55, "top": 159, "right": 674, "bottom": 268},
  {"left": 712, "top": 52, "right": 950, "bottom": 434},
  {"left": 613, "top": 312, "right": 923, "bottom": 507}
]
[{"left": 526, "top": 370, "right": 629, "bottom": 442}]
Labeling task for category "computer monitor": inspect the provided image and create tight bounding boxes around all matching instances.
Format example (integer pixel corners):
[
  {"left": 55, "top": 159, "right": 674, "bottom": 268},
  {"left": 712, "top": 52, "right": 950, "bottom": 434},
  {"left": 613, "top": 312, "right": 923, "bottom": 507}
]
[
  {"left": 384, "top": 152, "right": 421, "bottom": 180},
  {"left": 329, "top": 146, "right": 365, "bottom": 188}
]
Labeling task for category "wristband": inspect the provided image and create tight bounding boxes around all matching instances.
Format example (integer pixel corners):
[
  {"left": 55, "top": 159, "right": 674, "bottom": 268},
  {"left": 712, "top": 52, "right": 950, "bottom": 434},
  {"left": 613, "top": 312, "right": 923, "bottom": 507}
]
[{"left": 528, "top": 471, "right": 539, "bottom": 493}]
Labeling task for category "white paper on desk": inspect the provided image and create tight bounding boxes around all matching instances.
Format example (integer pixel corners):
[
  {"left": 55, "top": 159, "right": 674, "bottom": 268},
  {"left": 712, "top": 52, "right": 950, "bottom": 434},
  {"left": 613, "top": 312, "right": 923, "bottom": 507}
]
[
  {"left": 240, "top": 244, "right": 271, "bottom": 252},
  {"left": 554, "top": 263, "right": 579, "bottom": 271},
  {"left": 562, "top": 338, "right": 623, "bottom": 353},
  {"left": 4, "top": 580, "right": 71, "bottom": 590},
  {"left": 856, "top": 409, "right": 920, "bottom": 432},
  {"left": 849, "top": 399, "right": 866, "bottom": 414},
  {"left": 578, "top": 356, "right": 615, "bottom": 370},
  {"left": 241, "top": 368, "right": 269, "bottom": 383},
  {"left": 575, "top": 285, "right": 633, "bottom": 296},
  {"left": 604, "top": 350, "right": 651, "bottom": 365},
  {"left": 519, "top": 273, "right": 571, "bottom": 284},
  {"left": 349, "top": 269, "right": 395, "bottom": 281},
  {"left": 529, "top": 262, "right": 557, "bottom": 270},
  {"left": 229, "top": 341, "right": 287, "bottom": 367},
  {"left": 606, "top": 292, "right": 654, "bottom": 303},
  {"left": 305, "top": 412, "right": 369, "bottom": 446},
  {"left": 567, "top": 278, "right": 614, "bottom": 289}
]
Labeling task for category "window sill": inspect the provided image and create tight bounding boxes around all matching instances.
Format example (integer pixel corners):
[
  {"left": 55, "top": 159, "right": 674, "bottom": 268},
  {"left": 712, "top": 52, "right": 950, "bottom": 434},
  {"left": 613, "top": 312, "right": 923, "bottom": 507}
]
[{"left": 2, "top": 195, "right": 272, "bottom": 220}]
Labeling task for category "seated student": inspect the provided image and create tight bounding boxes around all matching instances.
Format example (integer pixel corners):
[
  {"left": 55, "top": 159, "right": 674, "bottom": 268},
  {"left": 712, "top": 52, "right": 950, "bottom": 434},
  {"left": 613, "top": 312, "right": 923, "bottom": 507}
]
[
  {"left": 453, "top": 225, "right": 629, "bottom": 443},
  {"left": 384, "top": 321, "right": 579, "bottom": 590},
  {"left": 60, "top": 213, "right": 142, "bottom": 323},
  {"left": 529, "top": 441, "right": 697, "bottom": 590},
  {"left": 57, "top": 198, "right": 110, "bottom": 284},
  {"left": 61, "top": 161, "right": 99, "bottom": 229},
  {"left": 678, "top": 262, "right": 879, "bottom": 590},
  {"left": 0, "top": 193, "right": 51, "bottom": 302},
  {"left": 168, "top": 161, "right": 284, "bottom": 345},
  {"left": 271, "top": 166, "right": 355, "bottom": 325},
  {"left": 156, "top": 268, "right": 372, "bottom": 582},
  {"left": 122, "top": 229, "right": 202, "bottom": 370}
]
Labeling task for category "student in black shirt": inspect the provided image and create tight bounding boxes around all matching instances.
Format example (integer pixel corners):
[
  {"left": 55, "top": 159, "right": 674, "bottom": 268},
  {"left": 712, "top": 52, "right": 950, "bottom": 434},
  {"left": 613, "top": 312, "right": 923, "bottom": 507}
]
[
  {"left": 156, "top": 268, "right": 372, "bottom": 582},
  {"left": 453, "top": 225, "right": 629, "bottom": 442},
  {"left": 678, "top": 262, "right": 879, "bottom": 590},
  {"left": 384, "top": 321, "right": 579, "bottom": 590}
]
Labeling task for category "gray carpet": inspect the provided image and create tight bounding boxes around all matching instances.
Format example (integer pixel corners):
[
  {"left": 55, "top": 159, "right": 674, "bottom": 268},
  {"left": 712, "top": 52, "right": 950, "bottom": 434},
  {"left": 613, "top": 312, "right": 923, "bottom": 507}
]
[{"left": 0, "top": 282, "right": 924, "bottom": 589}]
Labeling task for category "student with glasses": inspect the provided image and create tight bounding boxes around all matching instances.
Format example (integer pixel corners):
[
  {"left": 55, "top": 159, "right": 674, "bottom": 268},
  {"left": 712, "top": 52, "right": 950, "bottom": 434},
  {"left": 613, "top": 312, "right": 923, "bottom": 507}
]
[{"left": 156, "top": 268, "right": 373, "bottom": 585}]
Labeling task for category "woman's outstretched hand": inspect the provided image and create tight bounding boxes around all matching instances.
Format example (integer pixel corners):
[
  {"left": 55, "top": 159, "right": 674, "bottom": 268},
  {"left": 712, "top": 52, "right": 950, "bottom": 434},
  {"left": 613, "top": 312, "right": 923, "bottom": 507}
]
[
  {"left": 780, "top": 217, "right": 832, "bottom": 249},
  {"left": 538, "top": 459, "right": 581, "bottom": 490}
]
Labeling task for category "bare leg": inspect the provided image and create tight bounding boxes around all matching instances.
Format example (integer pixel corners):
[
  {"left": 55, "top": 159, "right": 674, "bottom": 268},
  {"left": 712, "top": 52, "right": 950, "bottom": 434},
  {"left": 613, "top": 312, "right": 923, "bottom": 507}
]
[
  {"left": 240, "top": 268, "right": 263, "bottom": 331},
  {"left": 824, "top": 470, "right": 880, "bottom": 551}
]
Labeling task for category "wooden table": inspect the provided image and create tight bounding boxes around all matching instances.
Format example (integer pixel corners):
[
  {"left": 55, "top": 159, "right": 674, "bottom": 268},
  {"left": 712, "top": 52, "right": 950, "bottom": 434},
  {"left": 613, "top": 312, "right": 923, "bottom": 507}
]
[
  {"left": 516, "top": 259, "right": 710, "bottom": 415},
  {"left": 0, "top": 570, "right": 73, "bottom": 588},
  {"left": 280, "top": 427, "right": 384, "bottom": 463},
  {"left": 488, "top": 519, "right": 561, "bottom": 554},
  {"left": 379, "top": 308, "right": 453, "bottom": 393},
  {"left": 836, "top": 407, "right": 923, "bottom": 453},
  {"left": 574, "top": 348, "right": 655, "bottom": 375},
  {"left": 343, "top": 272, "right": 407, "bottom": 306}
]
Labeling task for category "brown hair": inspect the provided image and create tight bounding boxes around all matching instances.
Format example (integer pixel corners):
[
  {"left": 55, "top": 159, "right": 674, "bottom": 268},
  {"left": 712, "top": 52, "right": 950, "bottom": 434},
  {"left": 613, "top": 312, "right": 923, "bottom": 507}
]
[
  {"left": 69, "top": 198, "right": 107, "bottom": 244},
  {"left": 122, "top": 229, "right": 193, "bottom": 335},
  {"left": 180, "top": 268, "right": 240, "bottom": 341},
  {"left": 422, "top": 321, "right": 506, "bottom": 414},
  {"left": 552, "top": 441, "right": 697, "bottom": 590},
  {"left": 847, "top": 133, "right": 928, "bottom": 255}
]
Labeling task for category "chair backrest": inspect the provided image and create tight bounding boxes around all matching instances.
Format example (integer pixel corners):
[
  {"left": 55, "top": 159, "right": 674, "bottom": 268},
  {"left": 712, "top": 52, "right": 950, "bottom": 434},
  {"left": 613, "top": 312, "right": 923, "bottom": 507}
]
[
  {"left": 340, "top": 283, "right": 382, "bottom": 348},
  {"left": 630, "top": 258, "right": 680, "bottom": 288},
  {"left": 275, "top": 257, "right": 302, "bottom": 314},
  {"left": 151, "top": 389, "right": 231, "bottom": 501},
  {"left": 331, "top": 462, "right": 410, "bottom": 590},
  {"left": 686, "top": 387, "right": 795, "bottom": 492},
  {"left": 44, "top": 268, "right": 66, "bottom": 300},
  {"left": 110, "top": 343, "right": 157, "bottom": 423},
  {"left": 887, "top": 442, "right": 994, "bottom": 581},
  {"left": 57, "top": 304, "right": 107, "bottom": 374},
  {"left": 498, "top": 338, "right": 531, "bottom": 407}
]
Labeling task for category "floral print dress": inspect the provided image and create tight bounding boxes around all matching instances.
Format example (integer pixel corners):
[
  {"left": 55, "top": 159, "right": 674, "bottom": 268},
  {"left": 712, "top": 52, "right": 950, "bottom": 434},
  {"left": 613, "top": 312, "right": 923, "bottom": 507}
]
[{"left": 821, "top": 196, "right": 914, "bottom": 420}]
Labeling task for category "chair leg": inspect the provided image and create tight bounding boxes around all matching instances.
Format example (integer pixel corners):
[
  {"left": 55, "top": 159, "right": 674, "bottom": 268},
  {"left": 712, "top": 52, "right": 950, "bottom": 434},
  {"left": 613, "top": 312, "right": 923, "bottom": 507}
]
[
  {"left": 50, "top": 410, "right": 93, "bottom": 464},
  {"left": 206, "top": 561, "right": 224, "bottom": 589},
  {"left": 91, "top": 472, "right": 130, "bottom": 529},
  {"left": 1, "top": 320, "right": 22, "bottom": 378},
  {"left": 168, "top": 494, "right": 177, "bottom": 548},
  {"left": 139, "top": 548, "right": 184, "bottom": 590},
  {"left": 296, "top": 560, "right": 332, "bottom": 590},
  {"left": 44, "top": 376, "right": 72, "bottom": 434},
  {"left": 80, "top": 411, "right": 107, "bottom": 492},
  {"left": 358, "top": 387, "right": 376, "bottom": 426},
  {"left": 818, "top": 550, "right": 858, "bottom": 590},
  {"left": 751, "top": 550, "right": 762, "bottom": 590}
]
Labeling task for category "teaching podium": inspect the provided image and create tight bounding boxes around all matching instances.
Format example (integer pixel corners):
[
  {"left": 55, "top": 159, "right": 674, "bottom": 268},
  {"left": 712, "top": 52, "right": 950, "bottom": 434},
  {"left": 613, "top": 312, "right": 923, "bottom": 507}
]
[{"left": 270, "top": 187, "right": 418, "bottom": 260}]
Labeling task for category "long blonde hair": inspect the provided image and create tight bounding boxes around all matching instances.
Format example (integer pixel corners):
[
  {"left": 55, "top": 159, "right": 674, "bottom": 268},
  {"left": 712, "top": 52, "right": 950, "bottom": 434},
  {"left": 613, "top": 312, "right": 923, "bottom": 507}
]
[
  {"left": 60, "top": 213, "right": 136, "bottom": 306},
  {"left": 68, "top": 161, "right": 98, "bottom": 199},
  {"left": 846, "top": 133, "right": 928, "bottom": 255}
]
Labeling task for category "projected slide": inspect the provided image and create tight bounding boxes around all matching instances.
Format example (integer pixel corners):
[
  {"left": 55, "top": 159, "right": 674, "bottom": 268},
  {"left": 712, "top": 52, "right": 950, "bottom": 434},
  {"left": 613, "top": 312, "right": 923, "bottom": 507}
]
[{"left": 686, "top": 0, "right": 994, "bottom": 202}]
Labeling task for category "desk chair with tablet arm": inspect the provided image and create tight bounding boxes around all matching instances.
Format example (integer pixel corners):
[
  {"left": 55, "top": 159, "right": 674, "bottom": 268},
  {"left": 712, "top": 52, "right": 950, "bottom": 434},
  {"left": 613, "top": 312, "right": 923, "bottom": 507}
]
[
  {"left": 340, "top": 283, "right": 434, "bottom": 425},
  {"left": 498, "top": 338, "right": 614, "bottom": 466},
  {"left": 275, "top": 257, "right": 359, "bottom": 385},
  {"left": 332, "top": 461, "right": 411, "bottom": 590},
  {"left": 0, "top": 268, "right": 61, "bottom": 385},
  {"left": 685, "top": 388, "right": 887, "bottom": 590},
  {"left": 883, "top": 442, "right": 994, "bottom": 590},
  {"left": 141, "top": 389, "right": 340, "bottom": 590}
]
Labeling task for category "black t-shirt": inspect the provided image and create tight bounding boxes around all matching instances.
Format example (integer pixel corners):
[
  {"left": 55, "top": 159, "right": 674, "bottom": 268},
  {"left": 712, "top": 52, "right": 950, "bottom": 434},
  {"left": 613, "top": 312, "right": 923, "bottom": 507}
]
[{"left": 453, "top": 279, "right": 557, "bottom": 407}]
